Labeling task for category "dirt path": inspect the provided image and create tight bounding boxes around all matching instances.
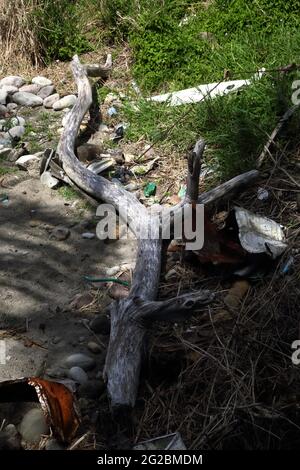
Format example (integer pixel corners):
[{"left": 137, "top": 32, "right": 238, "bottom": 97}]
[{"left": 0, "top": 171, "right": 136, "bottom": 392}]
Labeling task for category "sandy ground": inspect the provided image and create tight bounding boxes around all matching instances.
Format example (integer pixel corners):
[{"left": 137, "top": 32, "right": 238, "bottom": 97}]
[{"left": 0, "top": 173, "right": 136, "bottom": 383}]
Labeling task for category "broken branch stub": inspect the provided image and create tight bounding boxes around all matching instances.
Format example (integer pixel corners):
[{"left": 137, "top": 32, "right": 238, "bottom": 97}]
[
  {"left": 84, "top": 53, "right": 112, "bottom": 78},
  {"left": 57, "top": 55, "right": 258, "bottom": 411}
]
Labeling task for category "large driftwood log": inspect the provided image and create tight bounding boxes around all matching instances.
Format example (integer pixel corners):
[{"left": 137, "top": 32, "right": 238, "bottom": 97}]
[{"left": 57, "top": 55, "right": 260, "bottom": 410}]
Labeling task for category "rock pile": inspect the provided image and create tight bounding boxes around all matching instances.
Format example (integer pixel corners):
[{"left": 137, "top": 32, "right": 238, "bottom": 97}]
[{"left": 0, "top": 74, "right": 76, "bottom": 118}]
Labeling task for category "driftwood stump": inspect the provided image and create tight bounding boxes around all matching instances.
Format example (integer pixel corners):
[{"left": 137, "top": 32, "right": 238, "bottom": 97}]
[{"left": 57, "top": 55, "right": 260, "bottom": 412}]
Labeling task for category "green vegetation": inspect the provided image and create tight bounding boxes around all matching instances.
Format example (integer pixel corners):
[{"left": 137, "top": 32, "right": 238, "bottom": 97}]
[
  {"left": 57, "top": 186, "right": 79, "bottom": 201},
  {"left": 0, "top": 166, "right": 17, "bottom": 176},
  {"left": 30, "top": 0, "right": 92, "bottom": 62},
  {"left": 3, "top": 1, "right": 300, "bottom": 178},
  {"left": 114, "top": 0, "right": 300, "bottom": 177}
]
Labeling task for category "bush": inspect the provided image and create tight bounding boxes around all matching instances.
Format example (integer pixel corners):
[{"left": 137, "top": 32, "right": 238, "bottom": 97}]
[
  {"left": 127, "top": 0, "right": 300, "bottom": 92},
  {"left": 0, "top": 0, "right": 93, "bottom": 68},
  {"left": 31, "top": 0, "right": 91, "bottom": 62}
]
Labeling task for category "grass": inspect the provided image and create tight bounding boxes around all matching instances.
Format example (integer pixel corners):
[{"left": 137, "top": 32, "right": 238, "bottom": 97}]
[
  {"left": 102, "top": 1, "right": 300, "bottom": 178},
  {"left": 57, "top": 186, "right": 79, "bottom": 201},
  {"left": 0, "top": 166, "right": 17, "bottom": 176},
  {"left": 58, "top": 185, "right": 95, "bottom": 214},
  {"left": 121, "top": 70, "right": 300, "bottom": 178}
]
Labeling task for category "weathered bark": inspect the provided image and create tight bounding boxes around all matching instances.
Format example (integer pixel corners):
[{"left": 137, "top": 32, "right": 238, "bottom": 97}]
[
  {"left": 83, "top": 53, "right": 112, "bottom": 79},
  {"left": 57, "top": 55, "right": 260, "bottom": 410}
]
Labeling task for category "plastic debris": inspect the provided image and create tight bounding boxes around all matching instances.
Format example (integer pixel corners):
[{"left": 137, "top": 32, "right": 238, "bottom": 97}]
[
  {"left": 124, "top": 182, "right": 139, "bottom": 191},
  {"left": 178, "top": 184, "right": 187, "bottom": 199},
  {"left": 132, "top": 80, "right": 141, "bottom": 95},
  {"left": 281, "top": 256, "right": 294, "bottom": 275},
  {"left": 149, "top": 70, "right": 265, "bottom": 107},
  {"left": 0, "top": 193, "right": 9, "bottom": 206},
  {"left": 111, "top": 122, "right": 128, "bottom": 142},
  {"left": 133, "top": 432, "right": 186, "bottom": 450},
  {"left": 81, "top": 232, "right": 95, "bottom": 239},
  {"left": 84, "top": 275, "right": 130, "bottom": 287},
  {"left": 87, "top": 158, "right": 115, "bottom": 174},
  {"left": 0, "top": 377, "right": 80, "bottom": 443},
  {"left": 144, "top": 182, "right": 157, "bottom": 197},
  {"left": 234, "top": 206, "right": 287, "bottom": 259},
  {"left": 257, "top": 187, "right": 269, "bottom": 201},
  {"left": 132, "top": 157, "right": 159, "bottom": 176},
  {"left": 40, "top": 171, "right": 60, "bottom": 189},
  {"left": 107, "top": 106, "right": 118, "bottom": 117}
]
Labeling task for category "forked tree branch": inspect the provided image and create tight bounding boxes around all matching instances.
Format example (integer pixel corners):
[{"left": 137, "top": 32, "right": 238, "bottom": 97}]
[{"left": 57, "top": 55, "right": 260, "bottom": 411}]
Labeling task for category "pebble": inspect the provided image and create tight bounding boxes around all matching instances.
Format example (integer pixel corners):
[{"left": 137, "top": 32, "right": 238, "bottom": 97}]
[
  {"left": 64, "top": 353, "right": 96, "bottom": 371},
  {"left": 38, "top": 85, "right": 55, "bottom": 99},
  {"left": 81, "top": 232, "right": 95, "bottom": 239},
  {"left": 5, "top": 125, "right": 25, "bottom": 140},
  {"left": 7, "top": 147, "right": 27, "bottom": 162},
  {"left": 32, "top": 76, "right": 52, "bottom": 87},
  {"left": 90, "top": 315, "right": 111, "bottom": 335},
  {"left": 53, "top": 95, "right": 77, "bottom": 111},
  {"left": 0, "top": 138, "right": 12, "bottom": 148},
  {"left": 6, "top": 103, "right": 18, "bottom": 112},
  {"left": 43, "top": 93, "right": 60, "bottom": 108},
  {"left": 49, "top": 225, "right": 70, "bottom": 241},
  {"left": 0, "top": 104, "right": 7, "bottom": 117},
  {"left": 45, "top": 438, "right": 64, "bottom": 450},
  {"left": 0, "top": 147, "right": 12, "bottom": 159},
  {"left": 77, "top": 143, "right": 103, "bottom": 161},
  {"left": 45, "top": 367, "right": 66, "bottom": 379},
  {"left": 19, "top": 408, "right": 48, "bottom": 443},
  {"left": 19, "top": 83, "right": 41, "bottom": 94},
  {"left": 87, "top": 341, "right": 102, "bottom": 354},
  {"left": 0, "top": 75, "right": 25, "bottom": 88},
  {"left": 104, "top": 93, "right": 119, "bottom": 105},
  {"left": 15, "top": 153, "right": 40, "bottom": 170},
  {"left": 99, "top": 124, "right": 110, "bottom": 133},
  {"left": 68, "top": 366, "right": 88, "bottom": 385},
  {"left": 0, "top": 424, "right": 21, "bottom": 450},
  {"left": 0, "top": 85, "right": 18, "bottom": 94},
  {"left": 40, "top": 171, "right": 60, "bottom": 189},
  {"left": 29, "top": 219, "right": 40, "bottom": 227},
  {"left": 124, "top": 182, "right": 139, "bottom": 191},
  {"left": 0, "top": 90, "right": 8, "bottom": 105},
  {"left": 13, "top": 91, "right": 43, "bottom": 107},
  {"left": 10, "top": 116, "right": 25, "bottom": 127}
]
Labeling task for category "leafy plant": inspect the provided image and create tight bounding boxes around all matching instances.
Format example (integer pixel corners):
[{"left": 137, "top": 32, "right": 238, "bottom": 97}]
[{"left": 31, "top": 0, "right": 92, "bottom": 62}]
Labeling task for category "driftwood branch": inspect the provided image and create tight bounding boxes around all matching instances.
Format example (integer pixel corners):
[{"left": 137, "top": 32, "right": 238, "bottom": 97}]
[
  {"left": 186, "top": 139, "right": 205, "bottom": 202},
  {"left": 84, "top": 53, "right": 112, "bottom": 78},
  {"left": 257, "top": 105, "right": 299, "bottom": 167},
  {"left": 57, "top": 55, "right": 260, "bottom": 411},
  {"left": 138, "top": 290, "right": 215, "bottom": 322}
]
